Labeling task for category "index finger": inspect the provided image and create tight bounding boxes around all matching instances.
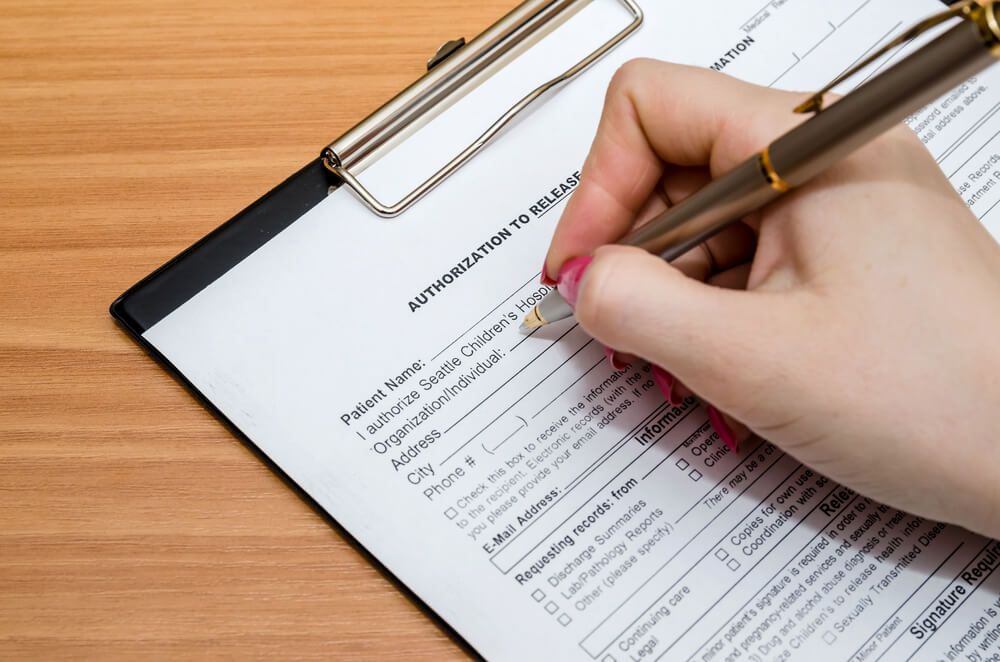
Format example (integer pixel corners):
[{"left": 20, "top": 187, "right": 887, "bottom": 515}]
[{"left": 542, "top": 59, "right": 805, "bottom": 282}]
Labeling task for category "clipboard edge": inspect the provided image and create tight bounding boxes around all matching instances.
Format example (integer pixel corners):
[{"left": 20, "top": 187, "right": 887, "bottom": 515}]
[
  {"left": 108, "top": 314, "right": 488, "bottom": 662},
  {"left": 110, "top": 157, "right": 338, "bottom": 334},
  {"left": 109, "top": 157, "right": 488, "bottom": 657}
]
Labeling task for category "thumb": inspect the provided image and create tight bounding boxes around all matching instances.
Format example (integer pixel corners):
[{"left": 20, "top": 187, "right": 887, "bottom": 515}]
[{"left": 572, "top": 245, "right": 804, "bottom": 420}]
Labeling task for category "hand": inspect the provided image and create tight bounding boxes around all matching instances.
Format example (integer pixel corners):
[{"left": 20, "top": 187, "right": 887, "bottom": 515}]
[{"left": 543, "top": 60, "right": 1000, "bottom": 539}]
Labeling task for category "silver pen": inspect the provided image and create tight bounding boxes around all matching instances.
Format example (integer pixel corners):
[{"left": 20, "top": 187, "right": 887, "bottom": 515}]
[{"left": 521, "top": 0, "right": 1000, "bottom": 332}]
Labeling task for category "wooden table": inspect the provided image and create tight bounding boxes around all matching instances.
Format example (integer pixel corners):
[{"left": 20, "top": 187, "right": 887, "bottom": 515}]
[{"left": 0, "top": 1, "right": 516, "bottom": 657}]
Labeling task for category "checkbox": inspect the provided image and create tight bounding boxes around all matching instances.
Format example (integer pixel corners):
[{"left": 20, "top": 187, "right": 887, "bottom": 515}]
[
  {"left": 444, "top": 507, "right": 458, "bottom": 520},
  {"left": 688, "top": 469, "right": 702, "bottom": 482},
  {"left": 822, "top": 631, "right": 837, "bottom": 645},
  {"left": 531, "top": 589, "right": 545, "bottom": 602},
  {"left": 558, "top": 613, "right": 572, "bottom": 626},
  {"left": 715, "top": 548, "right": 729, "bottom": 561},
  {"left": 602, "top": 655, "right": 618, "bottom": 662},
  {"left": 676, "top": 458, "right": 690, "bottom": 470},
  {"left": 727, "top": 558, "right": 741, "bottom": 571},
  {"left": 545, "top": 601, "right": 559, "bottom": 614}
]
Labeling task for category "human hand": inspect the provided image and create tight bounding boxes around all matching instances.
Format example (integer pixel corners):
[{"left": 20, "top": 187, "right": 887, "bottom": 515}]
[{"left": 542, "top": 60, "right": 1000, "bottom": 539}]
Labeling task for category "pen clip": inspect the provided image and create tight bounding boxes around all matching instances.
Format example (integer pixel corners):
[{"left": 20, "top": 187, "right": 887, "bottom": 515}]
[{"left": 794, "top": 0, "right": 984, "bottom": 114}]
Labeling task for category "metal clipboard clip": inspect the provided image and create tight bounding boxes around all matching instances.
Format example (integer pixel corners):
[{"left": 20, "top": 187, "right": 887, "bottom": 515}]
[{"left": 322, "top": 0, "right": 643, "bottom": 218}]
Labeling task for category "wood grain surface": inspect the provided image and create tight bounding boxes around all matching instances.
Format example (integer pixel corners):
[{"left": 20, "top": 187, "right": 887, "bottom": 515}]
[{"left": 0, "top": 1, "right": 517, "bottom": 658}]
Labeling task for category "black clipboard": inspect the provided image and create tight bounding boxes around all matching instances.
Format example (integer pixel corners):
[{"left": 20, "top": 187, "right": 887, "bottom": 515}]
[
  {"left": 110, "top": 1, "right": 643, "bottom": 657},
  {"left": 110, "top": 155, "right": 488, "bottom": 658},
  {"left": 110, "top": 157, "right": 487, "bottom": 657}
]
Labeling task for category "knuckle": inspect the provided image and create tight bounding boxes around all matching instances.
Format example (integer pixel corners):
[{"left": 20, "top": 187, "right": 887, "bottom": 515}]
[
  {"left": 606, "top": 58, "right": 653, "bottom": 98},
  {"left": 838, "top": 125, "right": 931, "bottom": 181},
  {"left": 880, "top": 124, "right": 924, "bottom": 154},
  {"left": 885, "top": 126, "right": 923, "bottom": 156}
]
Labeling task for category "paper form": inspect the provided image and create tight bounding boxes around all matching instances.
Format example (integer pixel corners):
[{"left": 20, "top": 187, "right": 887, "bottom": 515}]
[{"left": 144, "top": 1, "right": 1000, "bottom": 659}]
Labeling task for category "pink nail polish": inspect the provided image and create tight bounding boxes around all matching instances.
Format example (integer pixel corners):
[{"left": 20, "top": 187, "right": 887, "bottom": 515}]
[
  {"left": 602, "top": 345, "right": 629, "bottom": 371},
  {"left": 556, "top": 255, "right": 593, "bottom": 308},
  {"left": 541, "top": 259, "right": 557, "bottom": 286},
  {"left": 651, "top": 365, "right": 681, "bottom": 406},
  {"left": 707, "top": 405, "right": 738, "bottom": 452}
]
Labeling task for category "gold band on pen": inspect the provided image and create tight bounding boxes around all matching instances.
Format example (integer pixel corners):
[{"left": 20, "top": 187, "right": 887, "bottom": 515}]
[
  {"left": 975, "top": 0, "right": 1000, "bottom": 56},
  {"left": 758, "top": 148, "right": 790, "bottom": 193}
]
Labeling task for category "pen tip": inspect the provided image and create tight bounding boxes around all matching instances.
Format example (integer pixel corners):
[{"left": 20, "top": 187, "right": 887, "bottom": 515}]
[{"left": 519, "top": 305, "right": 547, "bottom": 334}]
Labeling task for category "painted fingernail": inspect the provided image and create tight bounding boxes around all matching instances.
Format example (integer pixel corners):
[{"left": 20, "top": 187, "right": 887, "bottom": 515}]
[
  {"left": 651, "top": 365, "right": 681, "bottom": 406},
  {"left": 541, "top": 259, "right": 557, "bottom": 286},
  {"left": 556, "top": 255, "right": 593, "bottom": 308},
  {"left": 707, "top": 405, "right": 739, "bottom": 452},
  {"left": 602, "top": 345, "right": 629, "bottom": 371}
]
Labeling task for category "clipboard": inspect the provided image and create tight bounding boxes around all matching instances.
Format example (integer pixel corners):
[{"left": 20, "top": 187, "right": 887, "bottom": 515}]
[
  {"left": 111, "top": 0, "right": 642, "bottom": 656},
  {"left": 108, "top": 1, "right": 1000, "bottom": 659}
]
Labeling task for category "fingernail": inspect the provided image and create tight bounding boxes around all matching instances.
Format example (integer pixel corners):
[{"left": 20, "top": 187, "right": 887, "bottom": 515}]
[
  {"left": 541, "top": 259, "right": 557, "bottom": 286},
  {"left": 651, "top": 365, "right": 681, "bottom": 406},
  {"left": 602, "top": 345, "right": 629, "bottom": 371},
  {"left": 556, "top": 255, "right": 593, "bottom": 308},
  {"left": 707, "top": 405, "right": 738, "bottom": 452}
]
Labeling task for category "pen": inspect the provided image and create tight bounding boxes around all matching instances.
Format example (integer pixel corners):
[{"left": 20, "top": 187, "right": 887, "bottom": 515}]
[{"left": 521, "top": 0, "right": 1000, "bottom": 332}]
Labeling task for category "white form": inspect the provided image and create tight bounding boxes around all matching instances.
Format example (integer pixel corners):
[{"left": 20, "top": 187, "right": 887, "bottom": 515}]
[{"left": 144, "top": 1, "right": 1000, "bottom": 660}]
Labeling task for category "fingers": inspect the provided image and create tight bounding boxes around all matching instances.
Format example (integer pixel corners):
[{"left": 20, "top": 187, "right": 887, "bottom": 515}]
[
  {"left": 543, "top": 60, "right": 806, "bottom": 281},
  {"left": 660, "top": 165, "right": 710, "bottom": 208},
  {"left": 650, "top": 364, "right": 749, "bottom": 452},
  {"left": 707, "top": 261, "right": 752, "bottom": 290},
  {"left": 670, "top": 222, "right": 757, "bottom": 282},
  {"left": 632, "top": 165, "right": 710, "bottom": 230},
  {"left": 633, "top": 190, "right": 669, "bottom": 229},
  {"left": 573, "top": 245, "right": 806, "bottom": 418}
]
